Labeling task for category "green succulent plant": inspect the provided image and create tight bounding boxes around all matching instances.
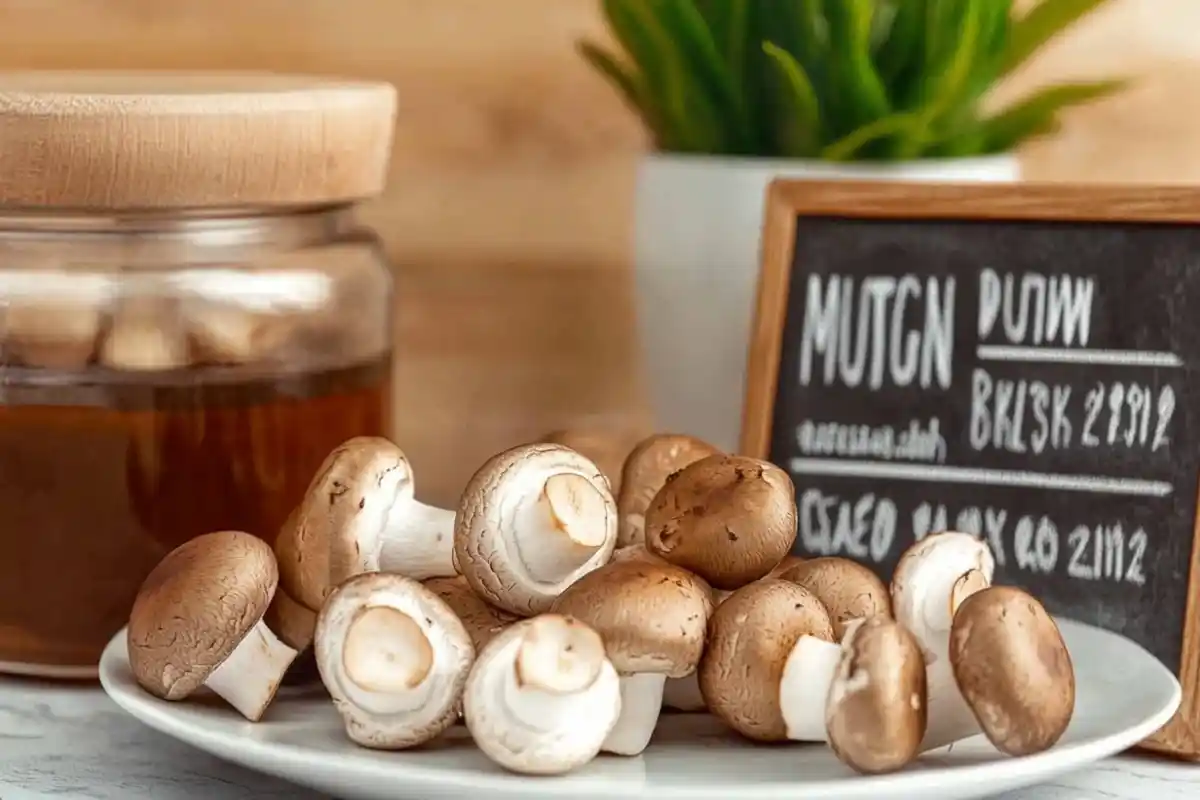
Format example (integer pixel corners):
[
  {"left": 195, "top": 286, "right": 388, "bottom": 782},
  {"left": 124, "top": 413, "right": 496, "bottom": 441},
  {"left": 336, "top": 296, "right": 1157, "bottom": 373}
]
[{"left": 579, "top": 0, "right": 1126, "bottom": 161}]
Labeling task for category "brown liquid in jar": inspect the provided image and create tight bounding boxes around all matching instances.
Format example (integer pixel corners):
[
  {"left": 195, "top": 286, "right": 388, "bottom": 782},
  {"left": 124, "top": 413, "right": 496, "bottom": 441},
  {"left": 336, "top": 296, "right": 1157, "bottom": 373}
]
[{"left": 0, "top": 355, "right": 391, "bottom": 674}]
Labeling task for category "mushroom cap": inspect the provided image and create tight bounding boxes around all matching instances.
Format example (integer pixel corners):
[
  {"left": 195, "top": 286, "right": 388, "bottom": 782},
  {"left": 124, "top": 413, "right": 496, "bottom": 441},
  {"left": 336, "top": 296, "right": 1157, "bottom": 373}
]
[
  {"left": 550, "top": 558, "right": 714, "bottom": 678},
  {"left": 263, "top": 586, "right": 318, "bottom": 652},
  {"left": 424, "top": 575, "right": 519, "bottom": 653},
  {"left": 616, "top": 433, "right": 719, "bottom": 547},
  {"left": 644, "top": 454, "right": 797, "bottom": 590},
  {"left": 609, "top": 543, "right": 671, "bottom": 566},
  {"left": 454, "top": 443, "right": 618, "bottom": 616},
  {"left": 826, "top": 616, "right": 927, "bottom": 775},
  {"left": 891, "top": 531, "right": 995, "bottom": 662},
  {"left": 542, "top": 428, "right": 641, "bottom": 495},
  {"left": 315, "top": 572, "right": 475, "bottom": 750},
  {"left": 777, "top": 557, "right": 891, "bottom": 640},
  {"left": 950, "top": 586, "right": 1075, "bottom": 756},
  {"left": 127, "top": 530, "right": 278, "bottom": 701},
  {"left": 766, "top": 555, "right": 806, "bottom": 580},
  {"left": 699, "top": 579, "right": 834, "bottom": 741},
  {"left": 285, "top": 436, "right": 416, "bottom": 610}
]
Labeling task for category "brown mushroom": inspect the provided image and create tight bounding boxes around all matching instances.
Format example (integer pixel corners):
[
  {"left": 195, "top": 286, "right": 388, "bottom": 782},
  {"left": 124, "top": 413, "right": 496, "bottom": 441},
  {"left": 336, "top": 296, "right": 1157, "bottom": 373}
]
[
  {"left": 551, "top": 558, "right": 714, "bottom": 755},
  {"left": 777, "top": 557, "right": 891, "bottom": 639},
  {"left": 126, "top": 530, "right": 299, "bottom": 722},
  {"left": 616, "top": 433, "right": 719, "bottom": 547},
  {"left": 766, "top": 554, "right": 806, "bottom": 579},
  {"left": 424, "top": 575, "right": 519, "bottom": 653},
  {"left": 698, "top": 579, "right": 833, "bottom": 742},
  {"left": 948, "top": 586, "right": 1075, "bottom": 756},
  {"left": 279, "top": 437, "right": 457, "bottom": 612},
  {"left": 644, "top": 454, "right": 797, "bottom": 590},
  {"left": 826, "top": 616, "right": 927, "bottom": 775}
]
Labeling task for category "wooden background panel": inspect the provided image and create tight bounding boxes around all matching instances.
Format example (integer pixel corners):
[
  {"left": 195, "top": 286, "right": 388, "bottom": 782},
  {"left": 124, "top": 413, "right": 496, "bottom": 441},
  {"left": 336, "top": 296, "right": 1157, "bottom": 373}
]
[{"left": 1, "top": 0, "right": 1198, "bottom": 503}]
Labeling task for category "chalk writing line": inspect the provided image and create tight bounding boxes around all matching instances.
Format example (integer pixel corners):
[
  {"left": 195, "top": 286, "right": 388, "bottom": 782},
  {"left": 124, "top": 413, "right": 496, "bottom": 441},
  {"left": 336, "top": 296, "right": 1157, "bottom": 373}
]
[
  {"left": 788, "top": 457, "right": 1173, "bottom": 497},
  {"left": 976, "top": 345, "right": 1183, "bottom": 368}
]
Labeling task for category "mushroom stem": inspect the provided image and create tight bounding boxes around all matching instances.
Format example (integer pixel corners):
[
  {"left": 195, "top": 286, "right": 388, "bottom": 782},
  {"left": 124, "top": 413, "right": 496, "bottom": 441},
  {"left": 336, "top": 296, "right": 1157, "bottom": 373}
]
[
  {"left": 778, "top": 635, "right": 843, "bottom": 742},
  {"left": 380, "top": 500, "right": 457, "bottom": 580},
  {"left": 662, "top": 674, "right": 706, "bottom": 712},
  {"left": 919, "top": 659, "right": 979, "bottom": 752},
  {"left": 603, "top": 672, "right": 667, "bottom": 755},
  {"left": 203, "top": 619, "right": 298, "bottom": 722},
  {"left": 516, "top": 474, "right": 609, "bottom": 584}
]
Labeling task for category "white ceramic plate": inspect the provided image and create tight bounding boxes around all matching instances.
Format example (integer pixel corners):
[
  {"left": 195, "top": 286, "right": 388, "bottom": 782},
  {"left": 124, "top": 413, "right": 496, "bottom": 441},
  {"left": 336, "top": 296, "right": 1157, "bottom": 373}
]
[{"left": 100, "top": 618, "right": 1181, "bottom": 800}]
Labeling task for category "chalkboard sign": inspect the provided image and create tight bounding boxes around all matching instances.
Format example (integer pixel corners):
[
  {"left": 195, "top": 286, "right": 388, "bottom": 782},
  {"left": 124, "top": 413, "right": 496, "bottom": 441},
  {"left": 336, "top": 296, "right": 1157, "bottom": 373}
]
[{"left": 740, "top": 181, "right": 1200, "bottom": 758}]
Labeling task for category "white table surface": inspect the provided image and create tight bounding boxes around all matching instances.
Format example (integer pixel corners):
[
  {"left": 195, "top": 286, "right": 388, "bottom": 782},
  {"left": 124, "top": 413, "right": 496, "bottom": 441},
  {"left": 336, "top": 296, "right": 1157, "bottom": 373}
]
[{"left": 1, "top": 680, "right": 1198, "bottom": 799}]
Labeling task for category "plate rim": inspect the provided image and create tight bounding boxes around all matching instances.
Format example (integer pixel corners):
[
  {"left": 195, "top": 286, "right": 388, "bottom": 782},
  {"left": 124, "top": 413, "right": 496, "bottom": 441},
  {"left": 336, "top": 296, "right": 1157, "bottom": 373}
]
[{"left": 100, "top": 618, "right": 1183, "bottom": 799}]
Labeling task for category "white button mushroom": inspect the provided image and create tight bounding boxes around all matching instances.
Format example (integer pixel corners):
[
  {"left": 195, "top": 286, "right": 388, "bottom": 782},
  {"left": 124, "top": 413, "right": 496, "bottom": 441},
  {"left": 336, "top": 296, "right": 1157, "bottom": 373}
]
[
  {"left": 4, "top": 299, "right": 103, "bottom": 368},
  {"left": 946, "top": 585, "right": 1076, "bottom": 756},
  {"left": 101, "top": 299, "right": 191, "bottom": 370},
  {"left": 777, "top": 556, "right": 892, "bottom": 639},
  {"left": 424, "top": 575, "right": 519, "bottom": 653},
  {"left": 463, "top": 613, "right": 622, "bottom": 775},
  {"left": 454, "top": 443, "right": 618, "bottom": 616},
  {"left": 616, "top": 433, "right": 719, "bottom": 547},
  {"left": 281, "top": 436, "right": 457, "bottom": 611},
  {"left": 127, "top": 530, "right": 299, "bottom": 722},
  {"left": 551, "top": 558, "right": 713, "bottom": 755},
  {"left": 826, "top": 616, "right": 927, "bottom": 775},
  {"left": 645, "top": 454, "right": 797, "bottom": 591},
  {"left": 314, "top": 572, "right": 475, "bottom": 750},
  {"left": 890, "top": 531, "right": 995, "bottom": 751},
  {"left": 699, "top": 579, "right": 835, "bottom": 742}
]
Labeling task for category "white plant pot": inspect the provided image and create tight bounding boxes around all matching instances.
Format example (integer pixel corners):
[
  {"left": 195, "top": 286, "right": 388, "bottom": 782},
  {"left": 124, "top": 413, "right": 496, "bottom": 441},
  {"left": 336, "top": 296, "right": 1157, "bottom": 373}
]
[{"left": 632, "top": 153, "right": 1022, "bottom": 453}]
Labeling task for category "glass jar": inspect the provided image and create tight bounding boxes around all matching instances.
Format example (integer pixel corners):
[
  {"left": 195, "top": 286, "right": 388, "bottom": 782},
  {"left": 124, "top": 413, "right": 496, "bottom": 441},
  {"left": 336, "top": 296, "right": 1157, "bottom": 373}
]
[{"left": 0, "top": 72, "right": 398, "bottom": 677}]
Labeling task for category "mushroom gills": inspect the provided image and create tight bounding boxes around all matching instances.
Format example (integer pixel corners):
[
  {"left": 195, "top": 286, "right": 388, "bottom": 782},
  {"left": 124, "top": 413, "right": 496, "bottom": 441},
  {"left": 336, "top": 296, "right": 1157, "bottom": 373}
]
[
  {"left": 603, "top": 672, "right": 668, "bottom": 755},
  {"left": 464, "top": 615, "right": 622, "bottom": 776},
  {"left": 379, "top": 499, "right": 457, "bottom": 580},
  {"left": 778, "top": 634, "right": 844, "bottom": 741},
  {"left": 515, "top": 473, "right": 610, "bottom": 584},
  {"left": 202, "top": 620, "right": 298, "bottom": 722}
]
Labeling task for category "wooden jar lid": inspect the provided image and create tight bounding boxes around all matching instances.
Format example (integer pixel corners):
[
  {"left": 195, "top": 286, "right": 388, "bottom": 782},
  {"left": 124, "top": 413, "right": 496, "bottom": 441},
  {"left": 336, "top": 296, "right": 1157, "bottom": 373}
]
[{"left": 0, "top": 71, "right": 398, "bottom": 210}]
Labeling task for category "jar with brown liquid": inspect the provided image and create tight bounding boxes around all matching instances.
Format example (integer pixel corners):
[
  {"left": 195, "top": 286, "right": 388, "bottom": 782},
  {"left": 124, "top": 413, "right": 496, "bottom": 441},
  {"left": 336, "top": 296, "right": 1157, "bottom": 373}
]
[{"left": 0, "top": 72, "right": 398, "bottom": 677}]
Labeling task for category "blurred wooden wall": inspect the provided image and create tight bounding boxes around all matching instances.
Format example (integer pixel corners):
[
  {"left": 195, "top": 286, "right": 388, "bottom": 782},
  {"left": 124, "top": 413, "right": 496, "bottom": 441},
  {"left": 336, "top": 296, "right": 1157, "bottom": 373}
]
[{"left": 1, "top": 0, "right": 1197, "bottom": 504}]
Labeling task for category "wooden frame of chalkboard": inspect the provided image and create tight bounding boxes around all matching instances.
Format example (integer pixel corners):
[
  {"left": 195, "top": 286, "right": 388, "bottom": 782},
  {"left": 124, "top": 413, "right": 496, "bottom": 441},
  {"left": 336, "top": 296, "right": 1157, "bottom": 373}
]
[{"left": 741, "top": 180, "right": 1200, "bottom": 760}]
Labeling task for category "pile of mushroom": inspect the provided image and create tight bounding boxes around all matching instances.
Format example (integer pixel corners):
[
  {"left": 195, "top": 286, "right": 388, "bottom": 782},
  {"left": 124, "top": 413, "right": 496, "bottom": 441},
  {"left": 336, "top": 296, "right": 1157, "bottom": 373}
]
[{"left": 125, "top": 430, "right": 1077, "bottom": 778}]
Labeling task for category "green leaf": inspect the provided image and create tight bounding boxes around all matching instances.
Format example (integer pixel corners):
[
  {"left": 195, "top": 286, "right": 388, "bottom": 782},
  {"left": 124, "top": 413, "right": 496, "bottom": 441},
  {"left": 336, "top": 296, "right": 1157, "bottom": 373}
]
[
  {"left": 821, "top": 112, "right": 922, "bottom": 161},
  {"left": 656, "top": 0, "right": 752, "bottom": 150},
  {"left": 875, "top": 0, "right": 927, "bottom": 97},
  {"left": 823, "top": 0, "right": 892, "bottom": 140},
  {"left": 762, "top": 41, "right": 822, "bottom": 157},
  {"left": 577, "top": 41, "right": 669, "bottom": 144},
  {"left": 977, "top": 79, "right": 1127, "bottom": 151},
  {"left": 600, "top": 0, "right": 723, "bottom": 152},
  {"left": 1001, "top": 0, "right": 1114, "bottom": 78}
]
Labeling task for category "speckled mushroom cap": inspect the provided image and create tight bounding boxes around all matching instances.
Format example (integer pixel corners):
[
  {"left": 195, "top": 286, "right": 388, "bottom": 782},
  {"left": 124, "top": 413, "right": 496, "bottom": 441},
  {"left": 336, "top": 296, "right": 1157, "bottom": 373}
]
[
  {"left": 826, "top": 616, "right": 927, "bottom": 775},
  {"left": 617, "top": 434, "right": 719, "bottom": 547},
  {"left": 551, "top": 558, "right": 714, "bottom": 677},
  {"left": 950, "top": 586, "right": 1076, "bottom": 757},
  {"left": 127, "top": 530, "right": 278, "bottom": 700},
  {"left": 699, "top": 579, "right": 834, "bottom": 742},
  {"left": 281, "top": 436, "right": 414, "bottom": 610},
  {"left": 645, "top": 454, "right": 797, "bottom": 590},
  {"left": 423, "top": 576, "right": 519, "bottom": 653},
  {"left": 778, "top": 557, "right": 892, "bottom": 640}
]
